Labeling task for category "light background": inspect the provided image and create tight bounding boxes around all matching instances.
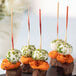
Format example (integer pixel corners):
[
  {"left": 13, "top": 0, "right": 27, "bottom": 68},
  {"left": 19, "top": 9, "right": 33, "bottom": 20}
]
[
  {"left": 32, "top": 0, "right": 76, "bottom": 18},
  {"left": 15, "top": 0, "right": 76, "bottom": 58},
  {"left": 0, "top": 0, "right": 76, "bottom": 57}
]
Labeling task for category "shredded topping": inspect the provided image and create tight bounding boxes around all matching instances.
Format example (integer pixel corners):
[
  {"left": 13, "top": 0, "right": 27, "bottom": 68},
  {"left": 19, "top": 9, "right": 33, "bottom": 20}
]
[
  {"left": 51, "top": 39, "right": 72, "bottom": 55},
  {"left": 21, "top": 45, "right": 36, "bottom": 57},
  {"left": 32, "top": 49, "right": 48, "bottom": 61},
  {"left": 6, "top": 49, "right": 22, "bottom": 63}
]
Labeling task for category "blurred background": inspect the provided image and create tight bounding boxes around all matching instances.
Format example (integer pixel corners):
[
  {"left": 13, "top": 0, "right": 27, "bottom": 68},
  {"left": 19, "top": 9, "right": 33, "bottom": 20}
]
[{"left": 0, "top": 0, "right": 76, "bottom": 58}]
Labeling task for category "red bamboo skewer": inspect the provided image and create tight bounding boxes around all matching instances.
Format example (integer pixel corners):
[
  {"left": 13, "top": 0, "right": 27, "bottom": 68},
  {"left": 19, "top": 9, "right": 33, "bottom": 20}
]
[
  {"left": 11, "top": 8, "right": 14, "bottom": 50},
  {"left": 28, "top": 10, "right": 30, "bottom": 45},
  {"left": 57, "top": 1, "right": 59, "bottom": 40},
  {"left": 39, "top": 9, "right": 42, "bottom": 49},
  {"left": 65, "top": 6, "right": 69, "bottom": 42}
]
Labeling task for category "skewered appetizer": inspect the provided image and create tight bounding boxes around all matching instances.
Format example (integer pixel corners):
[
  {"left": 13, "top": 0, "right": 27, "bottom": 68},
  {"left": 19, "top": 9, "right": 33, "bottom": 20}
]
[
  {"left": 49, "top": 39, "right": 74, "bottom": 75},
  {"left": 1, "top": 8, "right": 22, "bottom": 76},
  {"left": 48, "top": 4, "right": 74, "bottom": 75},
  {"left": 30, "top": 9, "right": 49, "bottom": 76},
  {"left": 20, "top": 45, "right": 36, "bottom": 73},
  {"left": 1, "top": 49, "right": 22, "bottom": 76},
  {"left": 29, "top": 49, "right": 49, "bottom": 76},
  {"left": 20, "top": 8, "right": 36, "bottom": 73}
]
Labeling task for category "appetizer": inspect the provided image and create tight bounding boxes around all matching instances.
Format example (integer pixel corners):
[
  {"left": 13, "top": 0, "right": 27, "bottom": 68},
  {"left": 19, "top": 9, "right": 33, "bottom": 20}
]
[
  {"left": 1, "top": 49, "right": 22, "bottom": 76},
  {"left": 20, "top": 10, "right": 36, "bottom": 73},
  {"left": 20, "top": 45, "right": 36, "bottom": 73},
  {"left": 29, "top": 9, "right": 49, "bottom": 76},
  {"left": 1, "top": 8, "right": 22, "bottom": 76},
  {"left": 29, "top": 49, "right": 49, "bottom": 76},
  {"left": 49, "top": 5, "right": 74, "bottom": 75},
  {"left": 49, "top": 39, "right": 74, "bottom": 75}
]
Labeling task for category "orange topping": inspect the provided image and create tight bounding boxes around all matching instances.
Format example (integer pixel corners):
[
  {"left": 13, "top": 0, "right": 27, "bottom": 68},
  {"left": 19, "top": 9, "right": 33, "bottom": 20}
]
[
  {"left": 56, "top": 54, "right": 67, "bottom": 63},
  {"left": 49, "top": 51, "right": 58, "bottom": 59},
  {"left": 29, "top": 60, "right": 49, "bottom": 70},
  {"left": 1, "top": 59, "right": 20, "bottom": 70},
  {"left": 65, "top": 54, "right": 74, "bottom": 63},
  {"left": 49, "top": 51, "right": 74, "bottom": 64},
  {"left": 57, "top": 54, "right": 74, "bottom": 63},
  {"left": 20, "top": 56, "right": 33, "bottom": 64}
]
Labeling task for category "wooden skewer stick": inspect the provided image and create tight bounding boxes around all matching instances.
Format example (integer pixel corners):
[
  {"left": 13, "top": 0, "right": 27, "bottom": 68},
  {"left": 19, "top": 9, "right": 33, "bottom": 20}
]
[
  {"left": 11, "top": 8, "right": 14, "bottom": 50},
  {"left": 57, "top": 1, "right": 59, "bottom": 40},
  {"left": 28, "top": 10, "right": 30, "bottom": 45},
  {"left": 39, "top": 9, "right": 42, "bottom": 49},
  {"left": 65, "top": 6, "right": 69, "bottom": 42}
]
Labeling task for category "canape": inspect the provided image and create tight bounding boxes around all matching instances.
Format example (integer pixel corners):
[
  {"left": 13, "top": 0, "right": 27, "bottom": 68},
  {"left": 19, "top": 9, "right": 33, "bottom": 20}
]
[
  {"left": 20, "top": 45, "right": 36, "bottom": 73},
  {"left": 29, "top": 49, "right": 49, "bottom": 76},
  {"left": 49, "top": 39, "right": 74, "bottom": 75},
  {"left": 1, "top": 49, "right": 22, "bottom": 76}
]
